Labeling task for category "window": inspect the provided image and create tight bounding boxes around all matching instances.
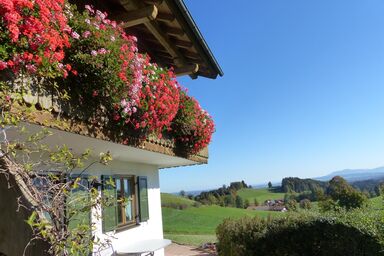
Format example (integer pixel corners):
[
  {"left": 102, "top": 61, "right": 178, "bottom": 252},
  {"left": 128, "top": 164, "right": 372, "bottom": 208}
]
[
  {"left": 102, "top": 175, "right": 149, "bottom": 232},
  {"left": 116, "top": 176, "right": 135, "bottom": 226}
]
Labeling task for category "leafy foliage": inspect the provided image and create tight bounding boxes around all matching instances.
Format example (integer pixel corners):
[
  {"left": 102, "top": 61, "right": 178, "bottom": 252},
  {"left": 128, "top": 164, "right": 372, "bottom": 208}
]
[
  {"left": 325, "top": 176, "right": 368, "bottom": 210},
  {"left": 172, "top": 91, "right": 215, "bottom": 154},
  {"left": 216, "top": 210, "right": 384, "bottom": 256}
]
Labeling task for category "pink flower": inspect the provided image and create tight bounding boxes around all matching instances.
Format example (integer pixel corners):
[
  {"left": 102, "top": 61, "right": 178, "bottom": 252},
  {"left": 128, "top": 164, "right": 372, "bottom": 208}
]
[
  {"left": 91, "top": 50, "right": 97, "bottom": 56},
  {"left": 82, "top": 31, "right": 91, "bottom": 38},
  {"left": 85, "top": 5, "right": 94, "bottom": 14},
  {"left": 110, "top": 36, "right": 115, "bottom": 41},
  {"left": 0, "top": 61, "right": 8, "bottom": 70},
  {"left": 98, "top": 48, "right": 107, "bottom": 54},
  {"left": 121, "top": 99, "right": 127, "bottom": 107},
  {"left": 71, "top": 31, "right": 80, "bottom": 39},
  {"left": 25, "top": 64, "right": 37, "bottom": 73},
  {"left": 85, "top": 19, "right": 91, "bottom": 25}
]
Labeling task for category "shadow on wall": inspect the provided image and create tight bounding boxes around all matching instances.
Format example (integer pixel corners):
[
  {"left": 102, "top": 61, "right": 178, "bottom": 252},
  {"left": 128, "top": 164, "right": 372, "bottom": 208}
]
[{"left": 0, "top": 168, "right": 49, "bottom": 256}]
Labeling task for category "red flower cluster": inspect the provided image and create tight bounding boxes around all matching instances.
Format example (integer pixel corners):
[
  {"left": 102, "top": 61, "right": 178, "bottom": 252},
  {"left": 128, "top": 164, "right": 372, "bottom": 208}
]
[
  {"left": 128, "top": 60, "right": 181, "bottom": 137},
  {"left": 1, "top": 2, "right": 215, "bottom": 154},
  {"left": 0, "top": 0, "right": 70, "bottom": 75},
  {"left": 172, "top": 92, "right": 215, "bottom": 154},
  {"left": 65, "top": 5, "right": 144, "bottom": 113}
]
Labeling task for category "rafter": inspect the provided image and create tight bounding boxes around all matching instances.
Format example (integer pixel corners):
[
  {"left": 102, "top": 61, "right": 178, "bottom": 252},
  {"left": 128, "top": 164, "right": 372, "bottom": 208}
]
[{"left": 174, "top": 64, "right": 199, "bottom": 77}]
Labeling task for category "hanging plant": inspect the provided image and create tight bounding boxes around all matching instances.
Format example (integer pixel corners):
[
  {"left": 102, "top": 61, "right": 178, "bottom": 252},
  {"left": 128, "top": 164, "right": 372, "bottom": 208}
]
[{"left": 172, "top": 91, "right": 215, "bottom": 154}]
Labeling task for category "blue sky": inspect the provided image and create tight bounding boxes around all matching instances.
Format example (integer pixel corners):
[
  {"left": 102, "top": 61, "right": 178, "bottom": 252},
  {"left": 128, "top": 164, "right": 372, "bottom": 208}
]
[{"left": 160, "top": 0, "right": 384, "bottom": 192}]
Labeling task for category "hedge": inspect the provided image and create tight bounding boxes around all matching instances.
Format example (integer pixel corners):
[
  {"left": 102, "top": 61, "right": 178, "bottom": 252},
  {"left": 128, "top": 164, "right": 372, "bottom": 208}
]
[{"left": 216, "top": 210, "right": 384, "bottom": 256}]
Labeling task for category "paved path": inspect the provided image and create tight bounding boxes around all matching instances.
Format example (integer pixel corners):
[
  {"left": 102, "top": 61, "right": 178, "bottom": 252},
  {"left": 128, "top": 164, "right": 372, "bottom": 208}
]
[{"left": 165, "top": 243, "right": 216, "bottom": 256}]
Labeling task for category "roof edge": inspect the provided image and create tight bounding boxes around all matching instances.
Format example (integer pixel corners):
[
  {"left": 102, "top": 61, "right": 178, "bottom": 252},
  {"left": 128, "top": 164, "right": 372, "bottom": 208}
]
[{"left": 170, "top": 0, "right": 224, "bottom": 78}]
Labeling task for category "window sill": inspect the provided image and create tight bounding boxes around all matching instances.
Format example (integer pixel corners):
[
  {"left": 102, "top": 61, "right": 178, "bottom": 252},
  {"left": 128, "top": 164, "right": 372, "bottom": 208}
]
[{"left": 115, "top": 222, "right": 140, "bottom": 233}]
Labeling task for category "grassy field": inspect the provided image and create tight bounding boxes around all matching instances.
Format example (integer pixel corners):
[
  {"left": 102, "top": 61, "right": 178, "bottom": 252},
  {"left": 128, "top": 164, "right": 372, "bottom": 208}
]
[
  {"left": 161, "top": 192, "right": 383, "bottom": 246},
  {"left": 237, "top": 188, "right": 285, "bottom": 204},
  {"left": 161, "top": 193, "right": 196, "bottom": 207},
  {"left": 161, "top": 192, "right": 283, "bottom": 246}
]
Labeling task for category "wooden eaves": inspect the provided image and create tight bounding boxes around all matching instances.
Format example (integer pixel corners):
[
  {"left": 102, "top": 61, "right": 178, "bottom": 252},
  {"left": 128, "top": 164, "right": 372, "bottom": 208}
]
[{"left": 94, "top": 0, "right": 223, "bottom": 79}]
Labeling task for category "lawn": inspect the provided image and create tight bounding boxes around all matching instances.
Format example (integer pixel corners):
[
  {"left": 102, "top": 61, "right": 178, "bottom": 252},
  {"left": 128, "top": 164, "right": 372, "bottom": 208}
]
[
  {"left": 162, "top": 204, "right": 282, "bottom": 245},
  {"left": 161, "top": 193, "right": 195, "bottom": 207},
  {"left": 161, "top": 190, "right": 285, "bottom": 246},
  {"left": 237, "top": 188, "right": 285, "bottom": 204}
]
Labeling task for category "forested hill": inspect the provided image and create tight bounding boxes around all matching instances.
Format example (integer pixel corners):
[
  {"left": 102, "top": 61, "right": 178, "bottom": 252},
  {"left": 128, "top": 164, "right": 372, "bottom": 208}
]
[
  {"left": 281, "top": 177, "right": 328, "bottom": 193},
  {"left": 281, "top": 176, "right": 384, "bottom": 198}
]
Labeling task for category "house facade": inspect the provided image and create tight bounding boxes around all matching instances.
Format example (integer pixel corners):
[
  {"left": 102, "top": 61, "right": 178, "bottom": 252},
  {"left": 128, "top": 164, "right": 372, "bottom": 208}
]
[{"left": 0, "top": 0, "right": 222, "bottom": 255}]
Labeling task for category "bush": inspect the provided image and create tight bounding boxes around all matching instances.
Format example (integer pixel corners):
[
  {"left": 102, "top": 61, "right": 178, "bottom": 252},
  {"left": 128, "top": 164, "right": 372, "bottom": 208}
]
[
  {"left": 192, "top": 201, "right": 202, "bottom": 208},
  {"left": 216, "top": 210, "right": 384, "bottom": 256},
  {"left": 286, "top": 199, "right": 297, "bottom": 211},
  {"left": 299, "top": 199, "right": 312, "bottom": 210}
]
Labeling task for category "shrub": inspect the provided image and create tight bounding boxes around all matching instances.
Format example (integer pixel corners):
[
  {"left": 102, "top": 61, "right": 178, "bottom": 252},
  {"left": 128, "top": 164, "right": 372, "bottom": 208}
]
[
  {"left": 192, "top": 201, "right": 202, "bottom": 208},
  {"left": 285, "top": 199, "right": 297, "bottom": 211},
  {"left": 216, "top": 210, "right": 384, "bottom": 256},
  {"left": 299, "top": 199, "right": 312, "bottom": 210}
]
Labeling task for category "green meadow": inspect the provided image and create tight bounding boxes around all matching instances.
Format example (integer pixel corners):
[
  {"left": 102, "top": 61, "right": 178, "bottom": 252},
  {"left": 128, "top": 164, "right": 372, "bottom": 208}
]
[
  {"left": 161, "top": 191, "right": 383, "bottom": 246},
  {"left": 237, "top": 188, "right": 285, "bottom": 203},
  {"left": 161, "top": 189, "right": 283, "bottom": 246}
]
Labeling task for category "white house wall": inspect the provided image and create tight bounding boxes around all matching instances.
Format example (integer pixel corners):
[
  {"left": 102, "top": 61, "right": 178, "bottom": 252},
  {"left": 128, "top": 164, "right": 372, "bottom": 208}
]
[{"left": 87, "top": 159, "right": 165, "bottom": 256}]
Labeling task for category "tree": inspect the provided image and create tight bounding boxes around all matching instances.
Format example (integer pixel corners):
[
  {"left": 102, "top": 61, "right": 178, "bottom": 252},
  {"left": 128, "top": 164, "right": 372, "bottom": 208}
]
[
  {"left": 244, "top": 199, "right": 250, "bottom": 208},
  {"left": 179, "top": 190, "right": 186, "bottom": 197},
  {"left": 254, "top": 198, "right": 259, "bottom": 206},
  {"left": 224, "top": 195, "right": 234, "bottom": 207},
  {"left": 0, "top": 125, "right": 114, "bottom": 255},
  {"left": 327, "top": 176, "right": 367, "bottom": 210},
  {"left": 235, "top": 195, "right": 244, "bottom": 209},
  {"left": 268, "top": 181, "right": 272, "bottom": 188}
]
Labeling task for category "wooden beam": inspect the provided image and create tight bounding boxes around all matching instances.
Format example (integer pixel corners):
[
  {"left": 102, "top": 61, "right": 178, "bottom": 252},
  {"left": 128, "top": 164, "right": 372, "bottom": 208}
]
[
  {"left": 157, "top": 12, "right": 175, "bottom": 22},
  {"left": 144, "top": 21, "right": 185, "bottom": 66},
  {"left": 169, "top": 37, "right": 193, "bottom": 49},
  {"left": 162, "top": 25, "right": 185, "bottom": 36},
  {"left": 119, "top": 0, "right": 188, "bottom": 67},
  {"left": 143, "top": 0, "right": 163, "bottom": 5},
  {"left": 183, "top": 51, "right": 201, "bottom": 60},
  {"left": 120, "top": 5, "right": 158, "bottom": 28},
  {"left": 174, "top": 64, "right": 199, "bottom": 77}
]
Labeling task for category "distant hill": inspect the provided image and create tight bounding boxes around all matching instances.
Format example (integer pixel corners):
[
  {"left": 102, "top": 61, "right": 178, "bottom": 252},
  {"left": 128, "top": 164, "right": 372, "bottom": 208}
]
[{"left": 315, "top": 166, "right": 384, "bottom": 182}]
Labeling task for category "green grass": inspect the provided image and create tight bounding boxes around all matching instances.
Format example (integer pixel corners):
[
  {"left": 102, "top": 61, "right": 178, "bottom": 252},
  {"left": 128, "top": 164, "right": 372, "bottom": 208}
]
[
  {"left": 162, "top": 205, "right": 281, "bottom": 235},
  {"left": 161, "top": 193, "right": 195, "bottom": 207},
  {"left": 164, "top": 234, "right": 217, "bottom": 247},
  {"left": 237, "top": 188, "right": 285, "bottom": 204},
  {"left": 161, "top": 189, "right": 285, "bottom": 246}
]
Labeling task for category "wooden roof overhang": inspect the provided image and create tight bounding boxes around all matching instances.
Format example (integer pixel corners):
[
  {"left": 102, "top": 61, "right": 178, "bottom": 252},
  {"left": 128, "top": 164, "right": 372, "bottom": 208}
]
[{"left": 90, "top": 0, "right": 223, "bottom": 79}]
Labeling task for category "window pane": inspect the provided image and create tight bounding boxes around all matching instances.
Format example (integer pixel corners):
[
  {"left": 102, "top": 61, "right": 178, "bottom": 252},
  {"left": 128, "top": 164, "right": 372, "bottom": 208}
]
[
  {"left": 138, "top": 176, "right": 149, "bottom": 222},
  {"left": 124, "top": 178, "right": 134, "bottom": 222},
  {"left": 101, "top": 176, "right": 117, "bottom": 233},
  {"left": 116, "top": 179, "right": 123, "bottom": 224}
]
